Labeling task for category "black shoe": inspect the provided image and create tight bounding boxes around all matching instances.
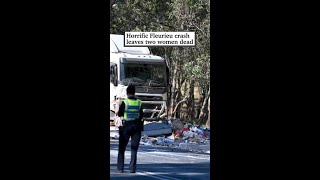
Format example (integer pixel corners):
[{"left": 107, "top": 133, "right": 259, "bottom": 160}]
[{"left": 130, "top": 170, "right": 136, "bottom": 173}]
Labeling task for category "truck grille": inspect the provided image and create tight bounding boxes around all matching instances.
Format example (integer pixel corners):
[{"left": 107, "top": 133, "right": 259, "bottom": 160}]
[
  {"left": 135, "top": 96, "right": 164, "bottom": 118},
  {"left": 141, "top": 103, "right": 161, "bottom": 118},
  {"left": 135, "top": 86, "right": 167, "bottom": 94},
  {"left": 135, "top": 95, "right": 163, "bottom": 101}
]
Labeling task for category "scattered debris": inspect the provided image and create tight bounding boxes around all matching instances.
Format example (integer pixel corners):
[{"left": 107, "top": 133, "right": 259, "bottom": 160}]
[
  {"left": 138, "top": 122, "right": 210, "bottom": 154},
  {"left": 143, "top": 122, "right": 172, "bottom": 131},
  {"left": 142, "top": 128, "right": 172, "bottom": 137},
  {"left": 141, "top": 134, "right": 149, "bottom": 142},
  {"left": 110, "top": 129, "right": 119, "bottom": 140},
  {"left": 184, "top": 123, "right": 192, "bottom": 129},
  {"left": 142, "top": 122, "right": 172, "bottom": 137},
  {"left": 170, "top": 119, "right": 184, "bottom": 131},
  {"left": 111, "top": 120, "right": 210, "bottom": 153},
  {"left": 203, "top": 128, "right": 210, "bottom": 138},
  {"left": 178, "top": 143, "right": 210, "bottom": 153}
]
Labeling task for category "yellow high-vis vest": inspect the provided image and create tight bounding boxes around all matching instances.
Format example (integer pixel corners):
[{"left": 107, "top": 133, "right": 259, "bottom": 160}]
[{"left": 123, "top": 99, "right": 142, "bottom": 121}]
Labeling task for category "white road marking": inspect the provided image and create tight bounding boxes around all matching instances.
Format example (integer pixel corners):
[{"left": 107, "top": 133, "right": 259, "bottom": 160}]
[
  {"left": 137, "top": 170, "right": 183, "bottom": 180},
  {"left": 137, "top": 153, "right": 179, "bottom": 161},
  {"left": 135, "top": 171, "right": 167, "bottom": 180}
]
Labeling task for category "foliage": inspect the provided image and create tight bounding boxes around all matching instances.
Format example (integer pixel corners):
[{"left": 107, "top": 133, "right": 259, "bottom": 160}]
[{"left": 110, "top": 0, "right": 211, "bottom": 125}]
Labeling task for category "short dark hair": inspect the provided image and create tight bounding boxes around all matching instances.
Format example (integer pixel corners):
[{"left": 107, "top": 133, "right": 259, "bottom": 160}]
[{"left": 126, "top": 85, "right": 136, "bottom": 95}]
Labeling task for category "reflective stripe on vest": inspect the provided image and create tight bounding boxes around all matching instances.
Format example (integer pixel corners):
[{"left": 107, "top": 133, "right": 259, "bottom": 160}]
[{"left": 124, "top": 99, "right": 142, "bottom": 121}]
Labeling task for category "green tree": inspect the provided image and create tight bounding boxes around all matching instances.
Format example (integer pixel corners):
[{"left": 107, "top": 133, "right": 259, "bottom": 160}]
[{"left": 110, "top": 0, "right": 211, "bottom": 126}]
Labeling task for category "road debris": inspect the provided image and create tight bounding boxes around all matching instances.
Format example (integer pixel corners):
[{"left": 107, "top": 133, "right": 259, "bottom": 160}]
[
  {"left": 111, "top": 119, "right": 210, "bottom": 153},
  {"left": 141, "top": 121, "right": 172, "bottom": 137},
  {"left": 169, "top": 118, "right": 184, "bottom": 131},
  {"left": 139, "top": 120, "right": 210, "bottom": 154}
]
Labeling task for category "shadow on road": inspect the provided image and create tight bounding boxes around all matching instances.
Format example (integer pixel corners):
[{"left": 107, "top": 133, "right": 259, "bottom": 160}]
[
  {"left": 110, "top": 162, "right": 210, "bottom": 180},
  {"left": 110, "top": 142, "right": 210, "bottom": 155}
]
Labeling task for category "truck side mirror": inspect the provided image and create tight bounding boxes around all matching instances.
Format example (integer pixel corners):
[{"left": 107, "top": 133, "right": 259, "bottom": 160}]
[{"left": 113, "top": 65, "right": 118, "bottom": 86}]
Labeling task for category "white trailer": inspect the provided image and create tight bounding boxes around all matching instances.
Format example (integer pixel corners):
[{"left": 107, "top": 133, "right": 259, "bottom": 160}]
[{"left": 110, "top": 34, "right": 169, "bottom": 122}]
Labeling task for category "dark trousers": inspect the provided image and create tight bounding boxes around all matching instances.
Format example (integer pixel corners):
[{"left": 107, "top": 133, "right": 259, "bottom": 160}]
[{"left": 117, "top": 121, "right": 142, "bottom": 171}]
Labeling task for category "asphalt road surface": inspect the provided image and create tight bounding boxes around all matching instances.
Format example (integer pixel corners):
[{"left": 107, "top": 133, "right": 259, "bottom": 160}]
[{"left": 110, "top": 139, "right": 211, "bottom": 180}]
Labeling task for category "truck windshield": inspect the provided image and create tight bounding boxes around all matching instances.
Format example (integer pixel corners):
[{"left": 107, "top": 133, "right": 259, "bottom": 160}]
[{"left": 120, "top": 63, "right": 166, "bottom": 87}]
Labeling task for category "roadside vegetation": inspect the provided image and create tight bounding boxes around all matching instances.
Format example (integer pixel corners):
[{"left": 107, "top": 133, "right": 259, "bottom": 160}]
[{"left": 109, "top": 0, "right": 211, "bottom": 127}]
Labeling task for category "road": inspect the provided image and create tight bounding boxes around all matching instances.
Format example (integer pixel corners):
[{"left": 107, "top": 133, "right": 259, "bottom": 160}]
[{"left": 110, "top": 139, "right": 211, "bottom": 180}]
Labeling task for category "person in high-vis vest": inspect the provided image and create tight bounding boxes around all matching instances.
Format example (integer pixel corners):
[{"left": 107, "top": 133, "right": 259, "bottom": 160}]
[{"left": 116, "top": 85, "right": 144, "bottom": 173}]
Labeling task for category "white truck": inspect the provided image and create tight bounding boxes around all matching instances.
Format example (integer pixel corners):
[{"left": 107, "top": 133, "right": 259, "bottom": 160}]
[{"left": 110, "top": 34, "right": 169, "bottom": 122}]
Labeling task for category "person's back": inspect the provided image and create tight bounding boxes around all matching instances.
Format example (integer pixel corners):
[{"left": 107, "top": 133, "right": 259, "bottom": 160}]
[{"left": 116, "top": 85, "right": 143, "bottom": 173}]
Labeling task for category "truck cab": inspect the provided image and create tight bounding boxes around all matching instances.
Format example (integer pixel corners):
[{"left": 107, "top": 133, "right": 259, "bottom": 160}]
[{"left": 110, "top": 34, "right": 169, "bottom": 121}]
